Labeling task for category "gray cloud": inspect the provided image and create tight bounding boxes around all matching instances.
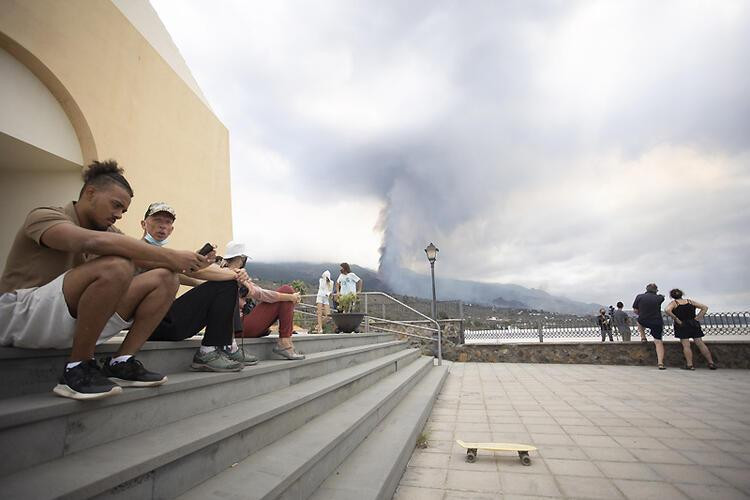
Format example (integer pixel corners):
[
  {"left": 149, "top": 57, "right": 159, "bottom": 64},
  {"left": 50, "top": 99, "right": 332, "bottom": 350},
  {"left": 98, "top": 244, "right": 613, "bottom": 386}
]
[{"left": 153, "top": 0, "right": 750, "bottom": 309}]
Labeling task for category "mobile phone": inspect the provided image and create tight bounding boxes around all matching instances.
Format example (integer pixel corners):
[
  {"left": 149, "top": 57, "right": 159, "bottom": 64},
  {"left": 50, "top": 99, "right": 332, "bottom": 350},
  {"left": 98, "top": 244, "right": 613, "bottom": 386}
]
[{"left": 197, "top": 243, "right": 214, "bottom": 256}]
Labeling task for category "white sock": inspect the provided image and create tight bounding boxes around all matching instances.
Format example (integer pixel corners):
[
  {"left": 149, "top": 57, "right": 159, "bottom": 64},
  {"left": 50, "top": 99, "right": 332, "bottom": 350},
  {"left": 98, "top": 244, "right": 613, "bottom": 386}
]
[
  {"left": 229, "top": 341, "right": 239, "bottom": 353},
  {"left": 110, "top": 355, "right": 132, "bottom": 365},
  {"left": 66, "top": 361, "right": 83, "bottom": 370},
  {"left": 200, "top": 346, "right": 217, "bottom": 354}
]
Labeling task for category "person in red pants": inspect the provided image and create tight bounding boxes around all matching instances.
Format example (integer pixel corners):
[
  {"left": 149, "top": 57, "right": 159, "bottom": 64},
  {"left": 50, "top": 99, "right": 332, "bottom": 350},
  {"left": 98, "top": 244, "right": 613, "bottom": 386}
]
[{"left": 223, "top": 244, "right": 304, "bottom": 360}]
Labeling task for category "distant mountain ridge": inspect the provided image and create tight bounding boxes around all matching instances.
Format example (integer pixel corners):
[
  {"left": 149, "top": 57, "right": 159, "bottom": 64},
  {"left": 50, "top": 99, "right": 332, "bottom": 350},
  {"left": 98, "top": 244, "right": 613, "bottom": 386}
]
[{"left": 246, "top": 261, "right": 602, "bottom": 315}]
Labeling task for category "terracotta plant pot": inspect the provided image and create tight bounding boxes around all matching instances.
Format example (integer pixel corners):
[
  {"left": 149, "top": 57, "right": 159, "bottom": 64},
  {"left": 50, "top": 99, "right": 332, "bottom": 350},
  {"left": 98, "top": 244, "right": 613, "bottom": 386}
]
[{"left": 331, "top": 312, "right": 365, "bottom": 333}]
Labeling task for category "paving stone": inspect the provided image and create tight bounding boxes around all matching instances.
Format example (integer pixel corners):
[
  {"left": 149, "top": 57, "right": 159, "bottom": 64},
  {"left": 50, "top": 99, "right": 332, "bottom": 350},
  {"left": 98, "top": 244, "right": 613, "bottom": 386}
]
[
  {"left": 613, "top": 436, "right": 669, "bottom": 450},
  {"left": 492, "top": 432, "right": 533, "bottom": 444},
  {"left": 538, "top": 445, "right": 588, "bottom": 460},
  {"left": 400, "top": 466, "right": 448, "bottom": 488},
  {"left": 680, "top": 450, "right": 748, "bottom": 468},
  {"left": 596, "top": 461, "right": 661, "bottom": 480},
  {"left": 525, "top": 424, "right": 562, "bottom": 434},
  {"left": 393, "top": 485, "right": 445, "bottom": 500},
  {"left": 488, "top": 423, "right": 527, "bottom": 433},
  {"left": 428, "top": 430, "right": 454, "bottom": 441},
  {"left": 563, "top": 425, "right": 606, "bottom": 436},
  {"left": 711, "top": 440, "right": 750, "bottom": 453},
  {"left": 408, "top": 451, "right": 450, "bottom": 469},
  {"left": 642, "top": 426, "right": 694, "bottom": 438},
  {"left": 631, "top": 448, "right": 694, "bottom": 465},
  {"left": 503, "top": 494, "right": 565, "bottom": 500},
  {"left": 613, "top": 479, "right": 690, "bottom": 500},
  {"left": 544, "top": 457, "right": 603, "bottom": 477},
  {"left": 708, "top": 467, "right": 750, "bottom": 493},
  {"left": 649, "top": 463, "right": 728, "bottom": 486},
  {"left": 500, "top": 472, "right": 562, "bottom": 497},
  {"left": 572, "top": 434, "right": 622, "bottom": 448},
  {"left": 684, "top": 428, "right": 742, "bottom": 440},
  {"left": 582, "top": 446, "right": 639, "bottom": 462},
  {"left": 426, "top": 440, "right": 455, "bottom": 453},
  {"left": 427, "top": 421, "right": 456, "bottom": 432},
  {"left": 443, "top": 490, "right": 498, "bottom": 499},
  {"left": 675, "top": 482, "right": 750, "bottom": 500},
  {"left": 444, "top": 469, "right": 501, "bottom": 493},
  {"left": 661, "top": 437, "right": 723, "bottom": 451},
  {"left": 605, "top": 426, "right": 649, "bottom": 437},
  {"left": 556, "top": 475, "right": 624, "bottom": 499},
  {"left": 529, "top": 433, "right": 574, "bottom": 445}
]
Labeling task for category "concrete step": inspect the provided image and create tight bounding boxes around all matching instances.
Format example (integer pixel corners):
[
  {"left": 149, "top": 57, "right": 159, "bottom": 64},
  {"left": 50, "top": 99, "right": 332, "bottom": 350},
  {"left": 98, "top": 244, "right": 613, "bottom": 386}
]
[
  {"left": 0, "top": 348, "right": 422, "bottom": 499},
  {"left": 0, "top": 332, "right": 397, "bottom": 398},
  {"left": 0, "top": 340, "right": 410, "bottom": 478},
  {"left": 176, "top": 356, "right": 436, "bottom": 500},
  {"left": 311, "top": 362, "right": 450, "bottom": 500}
]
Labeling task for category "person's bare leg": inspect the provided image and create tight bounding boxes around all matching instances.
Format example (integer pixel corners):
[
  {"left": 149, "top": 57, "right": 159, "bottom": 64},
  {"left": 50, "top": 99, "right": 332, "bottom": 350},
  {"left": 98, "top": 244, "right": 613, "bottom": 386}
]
[
  {"left": 694, "top": 338, "right": 714, "bottom": 364},
  {"left": 316, "top": 302, "right": 324, "bottom": 333},
  {"left": 63, "top": 257, "right": 134, "bottom": 361},
  {"left": 680, "top": 339, "right": 693, "bottom": 366},
  {"left": 654, "top": 340, "right": 665, "bottom": 366},
  {"left": 323, "top": 303, "right": 330, "bottom": 330},
  {"left": 638, "top": 323, "right": 647, "bottom": 341},
  {"left": 115, "top": 268, "right": 179, "bottom": 356}
]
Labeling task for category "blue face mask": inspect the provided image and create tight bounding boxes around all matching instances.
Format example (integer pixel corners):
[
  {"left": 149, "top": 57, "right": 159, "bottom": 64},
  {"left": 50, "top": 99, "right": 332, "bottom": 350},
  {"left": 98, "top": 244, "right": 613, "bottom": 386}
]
[{"left": 144, "top": 232, "right": 169, "bottom": 247}]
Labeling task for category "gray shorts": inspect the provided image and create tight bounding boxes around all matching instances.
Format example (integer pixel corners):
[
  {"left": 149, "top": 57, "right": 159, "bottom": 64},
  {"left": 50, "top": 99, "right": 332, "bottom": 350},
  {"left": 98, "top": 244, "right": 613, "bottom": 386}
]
[{"left": 0, "top": 272, "right": 132, "bottom": 349}]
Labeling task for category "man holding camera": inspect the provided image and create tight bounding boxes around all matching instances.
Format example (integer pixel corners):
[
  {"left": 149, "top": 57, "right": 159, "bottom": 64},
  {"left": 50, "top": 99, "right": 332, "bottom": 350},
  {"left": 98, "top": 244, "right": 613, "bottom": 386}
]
[{"left": 140, "top": 202, "right": 257, "bottom": 371}]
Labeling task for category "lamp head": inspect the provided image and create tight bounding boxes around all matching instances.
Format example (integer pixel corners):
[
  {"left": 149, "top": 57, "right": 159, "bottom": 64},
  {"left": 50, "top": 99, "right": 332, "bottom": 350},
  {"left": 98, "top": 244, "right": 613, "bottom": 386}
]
[{"left": 424, "top": 242, "right": 439, "bottom": 263}]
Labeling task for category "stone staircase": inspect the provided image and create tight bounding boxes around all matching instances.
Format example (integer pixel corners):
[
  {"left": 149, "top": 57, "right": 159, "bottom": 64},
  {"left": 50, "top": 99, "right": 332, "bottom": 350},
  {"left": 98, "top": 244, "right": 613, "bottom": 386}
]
[{"left": 0, "top": 332, "right": 448, "bottom": 499}]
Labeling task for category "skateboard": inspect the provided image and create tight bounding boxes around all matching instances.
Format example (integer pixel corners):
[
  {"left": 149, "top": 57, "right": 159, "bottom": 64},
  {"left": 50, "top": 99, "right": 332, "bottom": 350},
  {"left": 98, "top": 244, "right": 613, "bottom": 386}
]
[{"left": 456, "top": 439, "right": 537, "bottom": 465}]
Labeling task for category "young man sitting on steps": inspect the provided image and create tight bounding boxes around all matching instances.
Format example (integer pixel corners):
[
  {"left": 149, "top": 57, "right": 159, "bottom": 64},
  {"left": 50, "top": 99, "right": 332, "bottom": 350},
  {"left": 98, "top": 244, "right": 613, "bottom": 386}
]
[
  {"left": 0, "top": 161, "right": 209, "bottom": 400},
  {"left": 140, "top": 203, "right": 257, "bottom": 371}
]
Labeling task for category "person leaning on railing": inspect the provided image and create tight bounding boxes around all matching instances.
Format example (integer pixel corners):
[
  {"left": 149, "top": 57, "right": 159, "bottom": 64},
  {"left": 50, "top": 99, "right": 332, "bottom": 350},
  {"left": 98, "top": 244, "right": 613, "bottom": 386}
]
[{"left": 665, "top": 288, "right": 716, "bottom": 370}]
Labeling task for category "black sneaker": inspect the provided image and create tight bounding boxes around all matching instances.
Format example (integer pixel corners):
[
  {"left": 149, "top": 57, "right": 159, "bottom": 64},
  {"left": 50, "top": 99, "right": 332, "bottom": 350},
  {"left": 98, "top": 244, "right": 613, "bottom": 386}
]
[
  {"left": 101, "top": 356, "right": 168, "bottom": 387},
  {"left": 53, "top": 360, "right": 123, "bottom": 400}
]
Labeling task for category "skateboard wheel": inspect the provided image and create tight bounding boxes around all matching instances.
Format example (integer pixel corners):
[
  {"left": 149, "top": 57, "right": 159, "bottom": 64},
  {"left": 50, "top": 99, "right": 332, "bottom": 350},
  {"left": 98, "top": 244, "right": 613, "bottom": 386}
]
[
  {"left": 466, "top": 450, "right": 477, "bottom": 463},
  {"left": 519, "top": 451, "right": 531, "bottom": 466}
]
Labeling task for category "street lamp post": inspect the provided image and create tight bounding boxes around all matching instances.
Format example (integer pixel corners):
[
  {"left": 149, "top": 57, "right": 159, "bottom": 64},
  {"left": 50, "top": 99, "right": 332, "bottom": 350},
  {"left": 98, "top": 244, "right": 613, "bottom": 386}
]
[{"left": 424, "top": 243, "right": 442, "bottom": 365}]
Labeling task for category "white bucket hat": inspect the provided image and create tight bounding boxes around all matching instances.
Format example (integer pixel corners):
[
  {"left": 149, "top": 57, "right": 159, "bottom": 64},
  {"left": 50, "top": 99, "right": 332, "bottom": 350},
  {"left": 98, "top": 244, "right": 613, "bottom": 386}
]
[{"left": 224, "top": 241, "right": 251, "bottom": 260}]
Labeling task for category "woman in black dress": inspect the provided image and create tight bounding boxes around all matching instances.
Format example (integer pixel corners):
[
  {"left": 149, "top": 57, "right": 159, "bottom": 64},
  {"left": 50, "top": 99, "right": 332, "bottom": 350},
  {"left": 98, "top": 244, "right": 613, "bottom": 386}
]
[{"left": 665, "top": 289, "right": 716, "bottom": 370}]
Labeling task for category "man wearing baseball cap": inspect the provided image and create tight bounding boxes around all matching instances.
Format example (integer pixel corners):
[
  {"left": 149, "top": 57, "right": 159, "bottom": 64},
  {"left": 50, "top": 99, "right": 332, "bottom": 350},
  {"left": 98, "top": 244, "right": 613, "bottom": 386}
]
[{"left": 140, "top": 203, "right": 257, "bottom": 371}]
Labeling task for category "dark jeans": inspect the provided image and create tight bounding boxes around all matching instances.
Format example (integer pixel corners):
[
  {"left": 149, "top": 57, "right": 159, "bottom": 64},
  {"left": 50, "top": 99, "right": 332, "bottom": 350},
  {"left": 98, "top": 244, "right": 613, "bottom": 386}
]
[
  {"left": 149, "top": 280, "right": 238, "bottom": 347},
  {"left": 601, "top": 328, "right": 613, "bottom": 341}
]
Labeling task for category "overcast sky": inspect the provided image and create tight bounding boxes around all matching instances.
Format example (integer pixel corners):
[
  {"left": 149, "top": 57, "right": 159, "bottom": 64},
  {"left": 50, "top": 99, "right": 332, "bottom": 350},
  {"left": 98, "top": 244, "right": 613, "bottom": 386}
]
[{"left": 152, "top": 0, "right": 749, "bottom": 310}]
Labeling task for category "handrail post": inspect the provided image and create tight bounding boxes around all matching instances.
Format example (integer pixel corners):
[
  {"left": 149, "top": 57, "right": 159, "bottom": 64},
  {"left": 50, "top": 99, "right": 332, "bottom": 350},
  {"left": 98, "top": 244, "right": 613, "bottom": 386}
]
[
  {"left": 437, "top": 322, "right": 442, "bottom": 365},
  {"left": 538, "top": 321, "right": 543, "bottom": 343},
  {"left": 364, "top": 293, "right": 369, "bottom": 333}
]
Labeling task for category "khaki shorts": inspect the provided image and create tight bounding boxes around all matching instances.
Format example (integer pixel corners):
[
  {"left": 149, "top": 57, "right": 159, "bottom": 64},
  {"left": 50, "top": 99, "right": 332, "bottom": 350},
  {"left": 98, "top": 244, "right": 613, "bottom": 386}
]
[{"left": 0, "top": 272, "right": 132, "bottom": 349}]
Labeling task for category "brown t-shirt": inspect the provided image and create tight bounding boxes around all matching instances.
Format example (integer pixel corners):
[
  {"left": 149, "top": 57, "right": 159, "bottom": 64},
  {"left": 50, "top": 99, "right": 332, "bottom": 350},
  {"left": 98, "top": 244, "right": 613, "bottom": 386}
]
[{"left": 0, "top": 202, "right": 122, "bottom": 293}]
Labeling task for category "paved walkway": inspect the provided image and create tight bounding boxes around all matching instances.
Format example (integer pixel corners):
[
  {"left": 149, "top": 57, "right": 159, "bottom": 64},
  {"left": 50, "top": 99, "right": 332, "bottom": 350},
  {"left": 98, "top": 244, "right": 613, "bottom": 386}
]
[{"left": 394, "top": 363, "right": 750, "bottom": 500}]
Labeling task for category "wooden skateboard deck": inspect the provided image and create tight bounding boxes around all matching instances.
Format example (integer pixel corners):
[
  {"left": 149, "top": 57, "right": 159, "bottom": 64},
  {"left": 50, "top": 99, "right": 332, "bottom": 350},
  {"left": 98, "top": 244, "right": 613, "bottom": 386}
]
[{"left": 456, "top": 439, "right": 537, "bottom": 465}]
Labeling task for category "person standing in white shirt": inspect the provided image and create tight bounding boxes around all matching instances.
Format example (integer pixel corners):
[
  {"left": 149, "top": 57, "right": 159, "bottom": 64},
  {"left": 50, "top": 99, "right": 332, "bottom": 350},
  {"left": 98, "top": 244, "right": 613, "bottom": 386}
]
[{"left": 336, "top": 262, "right": 363, "bottom": 296}]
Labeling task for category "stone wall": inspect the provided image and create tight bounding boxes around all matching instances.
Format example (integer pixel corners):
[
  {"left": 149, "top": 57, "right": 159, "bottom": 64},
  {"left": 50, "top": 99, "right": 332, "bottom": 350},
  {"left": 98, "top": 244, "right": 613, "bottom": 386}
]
[{"left": 407, "top": 325, "right": 750, "bottom": 368}]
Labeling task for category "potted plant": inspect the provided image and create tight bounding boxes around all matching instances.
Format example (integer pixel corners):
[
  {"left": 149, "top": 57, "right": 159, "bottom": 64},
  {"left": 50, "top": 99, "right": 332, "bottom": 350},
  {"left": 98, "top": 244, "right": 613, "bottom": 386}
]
[{"left": 331, "top": 293, "right": 365, "bottom": 333}]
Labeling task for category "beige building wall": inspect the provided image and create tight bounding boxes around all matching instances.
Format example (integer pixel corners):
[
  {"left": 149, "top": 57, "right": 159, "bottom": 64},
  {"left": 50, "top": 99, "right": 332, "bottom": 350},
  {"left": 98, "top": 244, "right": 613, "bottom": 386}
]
[{"left": 0, "top": 0, "right": 232, "bottom": 267}]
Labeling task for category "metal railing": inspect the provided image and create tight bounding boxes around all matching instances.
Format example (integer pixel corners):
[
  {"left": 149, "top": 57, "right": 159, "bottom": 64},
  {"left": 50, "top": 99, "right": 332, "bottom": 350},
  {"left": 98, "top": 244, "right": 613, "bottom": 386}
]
[
  {"left": 465, "top": 312, "right": 750, "bottom": 344},
  {"left": 295, "top": 292, "right": 443, "bottom": 365}
]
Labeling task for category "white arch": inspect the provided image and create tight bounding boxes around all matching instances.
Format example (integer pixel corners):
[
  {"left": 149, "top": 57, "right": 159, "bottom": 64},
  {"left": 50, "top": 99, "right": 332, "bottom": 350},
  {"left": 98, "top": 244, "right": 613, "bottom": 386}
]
[{"left": 0, "top": 46, "right": 83, "bottom": 166}]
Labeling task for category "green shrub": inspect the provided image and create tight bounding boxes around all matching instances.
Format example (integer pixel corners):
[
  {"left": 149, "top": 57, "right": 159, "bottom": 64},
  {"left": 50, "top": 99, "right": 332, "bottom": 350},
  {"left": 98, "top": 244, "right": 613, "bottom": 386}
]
[
  {"left": 336, "top": 293, "right": 359, "bottom": 313},
  {"left": 290, "top": 279, "right": 308, "bottom": 295}
]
